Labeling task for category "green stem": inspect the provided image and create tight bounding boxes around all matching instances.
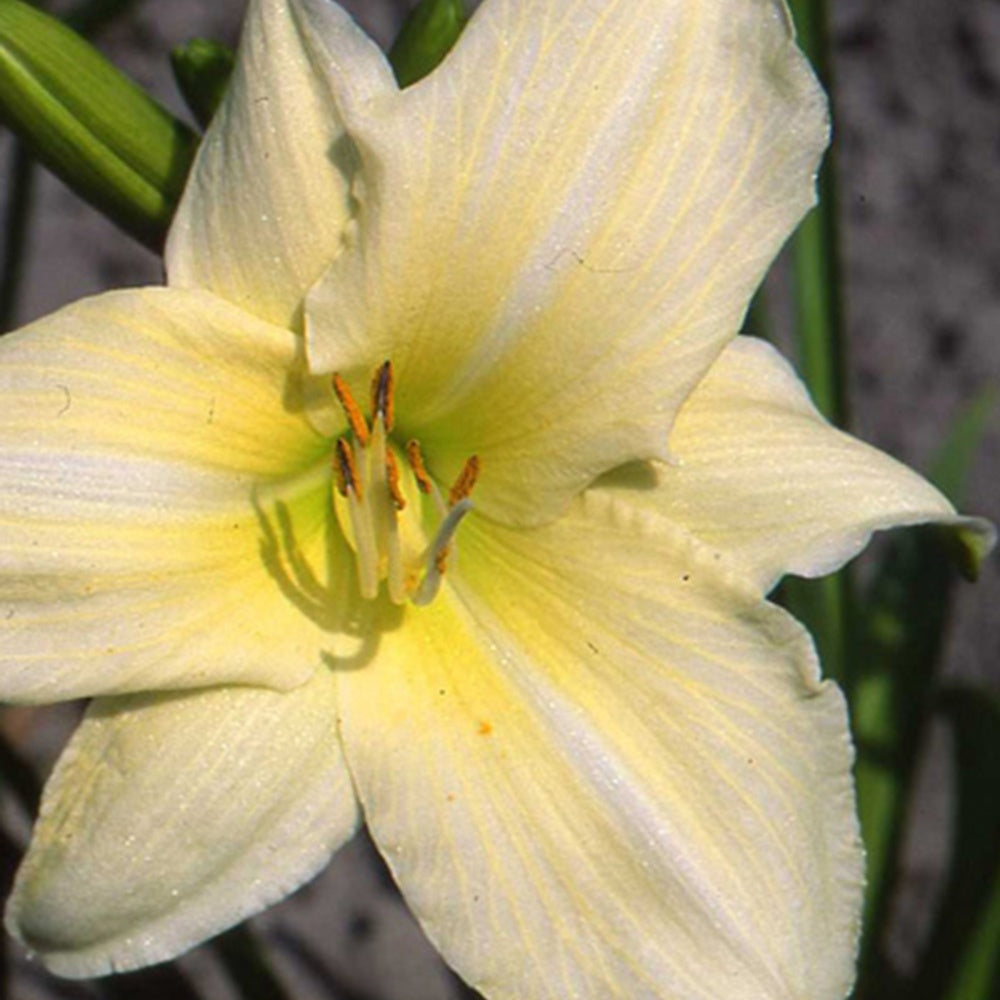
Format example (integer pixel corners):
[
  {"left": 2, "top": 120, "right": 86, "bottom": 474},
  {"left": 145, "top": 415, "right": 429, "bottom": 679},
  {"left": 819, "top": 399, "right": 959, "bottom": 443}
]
[
  {"left": 740, "top": 286, "right": 770, "bottom": 341},
  {"left": 791, "top": 168, "right": 847, "bottom": 427},
  {"left": 776, "top": 572, "right": 851, "bottom": 685},
  {"left": 0, "top": 143, "right": 36, "bottom": 332},
  {"left": 786, "top": 0, "right": 847, "bottom": 429},
  {"left": 777, "top": 0, "right": 852, "bottom": 689},
  {"left": 213, "top": 924, "right": 293, "bottom": 1000}
]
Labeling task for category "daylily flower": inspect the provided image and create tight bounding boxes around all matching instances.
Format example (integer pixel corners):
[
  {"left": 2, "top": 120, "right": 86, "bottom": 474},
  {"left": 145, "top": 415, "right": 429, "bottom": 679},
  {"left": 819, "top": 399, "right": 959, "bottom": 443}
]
[{"left": 0, "top": 0, "right": 991, "bottom": 996}]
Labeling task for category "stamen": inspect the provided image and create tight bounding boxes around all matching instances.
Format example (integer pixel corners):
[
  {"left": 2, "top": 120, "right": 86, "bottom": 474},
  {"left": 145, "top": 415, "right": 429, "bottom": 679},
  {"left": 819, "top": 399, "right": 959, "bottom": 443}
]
[
  {"left": 407, "top": 438, "right": 449, "bottom": 518},
  {"left": 370, "top": 360, "right": 395, "bottom": 432},
  {"left": 334, "top": 437, "right": 362, "bottom": 500},
  {"left": 332, "top": 374, "right": 370, "bottom": 446},
  {"left": 448, "top": 455, "right": 481, "bottom": 507},
  {"left": 412, "top": 499, "right": 474, "bottom": 606},
  {"left": 405, "top": 439, "right": 434, "bottom": 494},
  {"left": 332, "top": 362, "right": 478, "bottom": 606},
  {"left": 385, "top": 450, "right": 407, "bottom": 511}
]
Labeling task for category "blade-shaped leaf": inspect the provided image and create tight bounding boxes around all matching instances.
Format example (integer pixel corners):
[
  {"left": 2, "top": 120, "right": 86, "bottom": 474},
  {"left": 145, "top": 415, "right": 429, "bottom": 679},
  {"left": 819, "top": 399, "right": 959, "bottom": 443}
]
[
  {"left": 850, "top": 395, "right": 994, "bottom": 996},
  {"left": 910, "top": 688, "right": 1000, "bottom": 1000}
]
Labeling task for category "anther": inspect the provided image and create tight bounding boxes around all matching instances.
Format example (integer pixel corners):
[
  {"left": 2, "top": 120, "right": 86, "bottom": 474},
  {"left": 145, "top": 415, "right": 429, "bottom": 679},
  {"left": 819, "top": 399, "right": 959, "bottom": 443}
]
[
  {"left": 385, "top": 450, "right": 407, "bottom": 511},
  {"left": 448, "top": 455, "right": 481, "bottom": 507},
  {"left": 334, "top": 438, "right": 362, "bottom": 500},
  {"left": 370, "top": 360, "right": 395, "bottom": 432},
  {"left": 405, "top": 440, "right": 434, "bottom": 494},
  {"left": 332, "top": 374, "right": 370, "bottom": 446}
]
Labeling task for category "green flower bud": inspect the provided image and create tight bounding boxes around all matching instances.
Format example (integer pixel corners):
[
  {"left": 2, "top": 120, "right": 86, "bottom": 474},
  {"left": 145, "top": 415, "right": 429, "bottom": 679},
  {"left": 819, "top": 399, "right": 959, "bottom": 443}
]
[
  {"left": 0, "top": 0, "right": 197, "bottom": 250},
  {"left": 171, "top": 38, "right": 235, "bottom": 130},
  {"left": 389, "top": 0, "right": 466, "bottom": 89}
]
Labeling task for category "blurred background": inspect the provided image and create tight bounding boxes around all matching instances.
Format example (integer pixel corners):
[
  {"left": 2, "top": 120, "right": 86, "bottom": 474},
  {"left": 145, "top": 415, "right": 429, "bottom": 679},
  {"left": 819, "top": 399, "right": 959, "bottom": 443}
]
[{"left": 0, "top": 0, "right": 997, "bottom": 997}]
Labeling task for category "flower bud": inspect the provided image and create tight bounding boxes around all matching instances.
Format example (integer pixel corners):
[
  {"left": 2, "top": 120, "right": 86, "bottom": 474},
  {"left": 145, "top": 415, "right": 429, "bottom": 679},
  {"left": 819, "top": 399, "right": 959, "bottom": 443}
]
[{"left": 0, "top": 0, "right": 197, "bottom": 249}]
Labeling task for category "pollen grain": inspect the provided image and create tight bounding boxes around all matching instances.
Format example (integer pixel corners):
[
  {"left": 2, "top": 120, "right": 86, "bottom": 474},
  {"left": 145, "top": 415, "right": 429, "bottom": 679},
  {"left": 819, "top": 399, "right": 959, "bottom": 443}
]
[
  {"left": 385, "top": 449, "right": 407, "bottom": 510},
  {"left": 332, "top": 374, "right": 370, "bottom": 446},
  {"left": 370, "top": 360, "right": 395, "bottom": 431},
  {"left": 405, "top": 439, "right": 434, "bottom": 494},
  {"left": 448, "top": 455, "right": 481, "bottom": 507}
]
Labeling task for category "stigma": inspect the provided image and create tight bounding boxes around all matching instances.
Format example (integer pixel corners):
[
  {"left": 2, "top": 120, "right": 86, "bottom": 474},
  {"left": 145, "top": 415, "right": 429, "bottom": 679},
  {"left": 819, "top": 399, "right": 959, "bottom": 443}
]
[{"left": 331, "top": 361, "right": 479, "bottom": 606}]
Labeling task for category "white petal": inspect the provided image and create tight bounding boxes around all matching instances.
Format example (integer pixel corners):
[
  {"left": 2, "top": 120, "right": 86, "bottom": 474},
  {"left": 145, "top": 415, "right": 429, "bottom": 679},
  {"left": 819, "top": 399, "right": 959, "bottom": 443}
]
[
  {"left": 0, "top": 288, "right": 351, "bottom": 703},
  {"left": 6, "top": 671, "right": 358, "bottom": 978},
  {"left": 304, "top": 0, "right": 828, "bottom": 524},
  {"left": 165, "top": 0, "right": 393, "bottom": 328},
  {"left": 338, "top": 492, "right": 861, "bottom": 1000},
  {"left": 613, "top": 336, "right": 994, "bottom": 592}
]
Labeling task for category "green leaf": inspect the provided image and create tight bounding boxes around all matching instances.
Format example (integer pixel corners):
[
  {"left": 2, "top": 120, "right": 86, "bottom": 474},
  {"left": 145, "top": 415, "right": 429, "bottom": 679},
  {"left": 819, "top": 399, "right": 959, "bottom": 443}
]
[
  {"left": 850, "top": 392, "right": 994, "bottom": 996},
  {"left": 928, "top": 391, "right": 994, "bottom": 502},
  {"left": 928, "top": 391, "right": 996, "bottom": 582},
  {"left": 785, "top": 0, "right": 845, "bottom": 429},
  {"left": 775, "top": 571, "right": 851, "bottom": 686},
  {"left": 171, "top": 38, "right": 235, "bottom": 130},
  {"left": 910, "top": 688, "right": 1000, "bottom": 1000},
  {"left": 0, "top": 0, "right": 197, "bottom": 250},
  {"left": 389, "top": 0, "right": 466, "bottom": 89},
  {"left": 850, "top": 524, "right": 958, "bottom": 998},
  {"left": 0, "top": 141, "right": 35, "bottom": 331}
]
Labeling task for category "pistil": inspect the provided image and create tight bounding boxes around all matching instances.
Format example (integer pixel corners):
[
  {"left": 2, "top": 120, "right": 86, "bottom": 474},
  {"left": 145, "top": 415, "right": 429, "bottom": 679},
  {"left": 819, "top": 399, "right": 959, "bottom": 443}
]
[
  {"left": 334, "top": 437, "right": 378, "bottom": 599},
  {"left": 412, "top": 499, "right": 473, "bottom": 606}
]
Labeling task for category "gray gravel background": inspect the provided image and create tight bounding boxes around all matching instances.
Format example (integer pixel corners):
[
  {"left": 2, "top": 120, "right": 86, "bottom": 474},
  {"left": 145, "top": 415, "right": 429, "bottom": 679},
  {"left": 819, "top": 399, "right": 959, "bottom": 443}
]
[{"left": 1, "top": 0, "right": 998, "bottom": 997}]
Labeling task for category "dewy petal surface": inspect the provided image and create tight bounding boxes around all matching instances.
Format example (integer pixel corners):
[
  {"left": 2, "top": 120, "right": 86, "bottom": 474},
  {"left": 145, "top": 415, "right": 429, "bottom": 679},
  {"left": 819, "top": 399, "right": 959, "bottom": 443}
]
[
  {"left": 166, "top": 0, "right": 383, "bottom": 329},
  {"left": 0, "top": 287, "right": 345, "bottom": 703},
  {"left": 6, "top": 672, "right": 359, "bottom": 978},
  {"left": 609, "top": 336, "right": 995, "bottom": 593},
  {"left": 338, "top": 493, "right": 861, "bottom": 1000},
  {"left": 303, "top": 0, "right": 829, "bottom": 523}
]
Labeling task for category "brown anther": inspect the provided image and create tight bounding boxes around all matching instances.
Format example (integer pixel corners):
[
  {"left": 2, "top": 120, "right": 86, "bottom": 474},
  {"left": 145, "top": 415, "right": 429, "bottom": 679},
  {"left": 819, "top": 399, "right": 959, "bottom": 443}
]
[
  {"left": 405, "top": 439, "right": 434, "bottom": 494},
  {"left": 334, "top": 437, "right": 362, "bottom": 500},
  {"left": 448, "top": 455, "right": 481, "bottom": 507},
  {"left": 370, "top": 360, "right": 395, "bottom": 432},
  {"left": 385, "top": 450, "right": 407, "bottom": 511},
  {"left": 435, "top": 547, "right": 450, "bottom": 575},
  {"left": 332, "top": 374, "right": 370, "bottom": 447}
]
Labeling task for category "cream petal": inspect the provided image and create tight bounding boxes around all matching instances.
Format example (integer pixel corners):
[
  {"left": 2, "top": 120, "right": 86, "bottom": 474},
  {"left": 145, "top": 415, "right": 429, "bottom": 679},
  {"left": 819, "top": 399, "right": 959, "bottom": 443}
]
[
  {"left": 165, "top": 0, "right": 392, "bottom": 329},
  {"left": 604, "top": 336, "right": 994, "bottom": 593},
  {"left": 303, "top": 0, "right": 828, "bottom": 524},
  {"left": 6, "top": 672, "right": 358, "bottom": 978},
  {"left": 0, "top": 288, "right": 352, "bottom": 703},
  {"left": 337, "top": 492, "right": 861, "bottom": 1000}
]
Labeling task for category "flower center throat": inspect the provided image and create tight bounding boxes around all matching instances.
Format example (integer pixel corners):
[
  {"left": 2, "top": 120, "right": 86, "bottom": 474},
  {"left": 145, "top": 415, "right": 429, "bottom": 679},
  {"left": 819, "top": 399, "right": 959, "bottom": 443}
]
[{"left": 331, "top": 361, "right": 478, "bottom": 606}]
